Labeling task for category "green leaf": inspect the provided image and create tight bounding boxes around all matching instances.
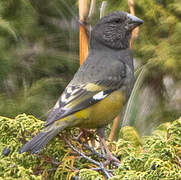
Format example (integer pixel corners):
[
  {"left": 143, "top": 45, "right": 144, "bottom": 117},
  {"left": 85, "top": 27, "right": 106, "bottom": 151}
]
[{"left": 0, "top": 17, "right": 17, "bottom": 39}]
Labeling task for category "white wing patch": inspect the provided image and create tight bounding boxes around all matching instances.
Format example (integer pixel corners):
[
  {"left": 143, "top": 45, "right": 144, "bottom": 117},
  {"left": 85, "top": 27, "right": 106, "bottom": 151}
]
[
  {"left": 93, "top": 91, "right": 108, "bottom": 100},
  {"left": 60, "top": 93, "right": 67, "bottom": 103},
  {"left": 54, "top": 100, "right": 60, "bottom": 109},
  {"left": 59, "top": 84, "right": 85, "bottom": 105},
  {"left": 66, "top": 87, "right": 73, "bottom": 93},
  {"left": 57, "top": 84, "right": 109, "bottom": 113}
]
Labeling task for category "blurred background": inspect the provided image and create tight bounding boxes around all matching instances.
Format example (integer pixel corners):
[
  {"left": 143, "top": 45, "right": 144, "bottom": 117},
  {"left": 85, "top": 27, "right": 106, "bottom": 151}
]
[{"left": 0, "top": 0, "right": 181, "bottom": 135}]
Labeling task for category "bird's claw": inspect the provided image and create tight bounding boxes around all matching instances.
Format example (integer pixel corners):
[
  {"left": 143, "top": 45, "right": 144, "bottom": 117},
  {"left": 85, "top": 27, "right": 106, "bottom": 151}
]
[{"left": 103, "top": 153, "right": 120, "bottom": 167}]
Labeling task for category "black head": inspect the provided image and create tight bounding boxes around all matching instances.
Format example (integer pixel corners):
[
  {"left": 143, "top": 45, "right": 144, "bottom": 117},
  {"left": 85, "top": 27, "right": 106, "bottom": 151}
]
[{"left": 90, "top": 11, "right": 143, "bottom": 50}]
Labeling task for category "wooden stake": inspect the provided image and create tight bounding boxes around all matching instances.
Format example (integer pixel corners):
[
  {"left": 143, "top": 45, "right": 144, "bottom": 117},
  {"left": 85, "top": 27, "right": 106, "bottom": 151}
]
[
  {"left": 79, "top": 0, "right": 89, "bottom": 65},
  {"left": 128, "top": 0, "right": 139, "bottom": 48},
  {"left": 109, "top": 116, "right": 119, "bottom": 141}
]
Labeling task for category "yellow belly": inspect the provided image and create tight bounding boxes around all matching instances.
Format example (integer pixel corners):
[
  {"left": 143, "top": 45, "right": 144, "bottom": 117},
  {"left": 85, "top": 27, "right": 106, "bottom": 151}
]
[{"left": 58, "top": 90, "right": 126, "bottom": 129}]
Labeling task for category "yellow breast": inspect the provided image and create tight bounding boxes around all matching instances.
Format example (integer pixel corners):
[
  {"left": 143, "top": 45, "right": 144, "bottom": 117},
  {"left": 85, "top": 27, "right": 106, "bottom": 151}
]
[
  {"left": 55, "top": 90, "right": 126, "bottom": 129},
  {"left": 73, "top": 90, "right": 126, "bottom": 129}
]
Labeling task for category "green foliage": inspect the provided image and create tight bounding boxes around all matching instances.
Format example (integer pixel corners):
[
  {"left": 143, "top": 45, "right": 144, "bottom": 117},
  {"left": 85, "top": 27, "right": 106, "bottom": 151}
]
[
  {"left": 133, "top": 0, "right": 181, "bottom": 77},
  {"left": 0, "top": 114, "right": 76, "bottom": 179},
  {"left": 112, "top": 120, "right": 181, "bottom": 179},
  {"left": 0, "top": 114, "right": 181, "bottom": 179},
  {"left": 0, "top": 17, "right": 16, "bottom": 39},
  {"left": 79, "top": 169, "right": 103, "bottom": 180},
  {"left": 0, "top": 0, "right": 79, "bottom": 118},
  {"left": 0, "top": 114, "right": 43, "bottom": 179}
]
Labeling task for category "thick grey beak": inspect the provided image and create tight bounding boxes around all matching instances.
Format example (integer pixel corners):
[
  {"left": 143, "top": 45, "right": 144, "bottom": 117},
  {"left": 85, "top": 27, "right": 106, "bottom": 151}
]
[{"left": 127, "top": 13, "right": 144, "bottom": 26}]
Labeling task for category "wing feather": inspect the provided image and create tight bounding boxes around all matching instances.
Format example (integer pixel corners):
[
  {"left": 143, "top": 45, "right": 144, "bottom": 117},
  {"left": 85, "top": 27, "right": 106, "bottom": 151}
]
[
  {"left": 45, "top": 80, "right": 122, "bottom": 127},
  {"left": 45, "top": 57, "right": 128, "bottom": 127}
]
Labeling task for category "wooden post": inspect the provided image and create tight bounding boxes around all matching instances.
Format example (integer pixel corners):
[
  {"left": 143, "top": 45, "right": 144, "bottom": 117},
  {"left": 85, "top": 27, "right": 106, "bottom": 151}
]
[
  {"left": 128, "top": 0, "right": 139, "bottom": 48},
  {"left": 109, "top": 116, "right": 120, "bottom": 141},
  {"left": 79, "top": 0, "right": 89, "bottom": 65}
]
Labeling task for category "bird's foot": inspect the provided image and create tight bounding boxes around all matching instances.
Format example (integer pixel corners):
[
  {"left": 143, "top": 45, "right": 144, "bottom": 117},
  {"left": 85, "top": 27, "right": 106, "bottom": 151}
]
[
  {"left": 82, "top": 142, "right": 120, "bottom": 167},
  {"left": 103, "top": 152, "right": 120, "bottom": 167},
  {"left": 97, "top": 128, "right": 120, "bottom": 167},
  {"left": 73, "top": 131, "right": 84, "bottom": 141}
]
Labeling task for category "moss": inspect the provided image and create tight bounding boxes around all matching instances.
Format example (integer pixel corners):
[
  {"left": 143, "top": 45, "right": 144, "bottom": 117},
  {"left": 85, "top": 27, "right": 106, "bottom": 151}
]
[
  {"left": 0, "top": 114, "right": 181, "bottom": 179},
  {"left": 79, "top": 169, "right": 103, "bottom": 180},
  {"left": 112, "top": 118, "right": 181, "bottom": 179}
]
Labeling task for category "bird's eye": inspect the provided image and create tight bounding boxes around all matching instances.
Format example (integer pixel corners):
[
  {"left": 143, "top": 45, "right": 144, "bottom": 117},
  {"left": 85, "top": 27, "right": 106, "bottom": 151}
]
[{"left": 115, "top": 19, "right": 121, "bottom": 23}]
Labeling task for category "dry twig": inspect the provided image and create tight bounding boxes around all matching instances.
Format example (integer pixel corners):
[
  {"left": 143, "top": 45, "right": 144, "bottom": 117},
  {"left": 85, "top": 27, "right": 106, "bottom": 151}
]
[{"left": 66, "top": 140, "right": 113, "bottom": 178}]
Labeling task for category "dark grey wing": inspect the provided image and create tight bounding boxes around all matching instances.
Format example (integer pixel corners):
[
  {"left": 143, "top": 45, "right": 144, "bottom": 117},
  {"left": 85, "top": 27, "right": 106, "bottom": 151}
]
[{"left": 45, "top": 56, "right": 128, "bottom": 127}]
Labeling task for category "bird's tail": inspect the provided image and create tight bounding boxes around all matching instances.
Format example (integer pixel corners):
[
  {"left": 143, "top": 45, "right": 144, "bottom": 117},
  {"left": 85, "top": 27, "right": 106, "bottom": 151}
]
[{"left": 19, "top": 124, "right": 65, "bottom": 154}]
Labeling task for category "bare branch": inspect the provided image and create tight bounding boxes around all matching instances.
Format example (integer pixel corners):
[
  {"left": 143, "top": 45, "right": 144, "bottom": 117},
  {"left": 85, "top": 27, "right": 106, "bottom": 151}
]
[{"left": 66, "top": 140, "right": 112, "bottom": 178}]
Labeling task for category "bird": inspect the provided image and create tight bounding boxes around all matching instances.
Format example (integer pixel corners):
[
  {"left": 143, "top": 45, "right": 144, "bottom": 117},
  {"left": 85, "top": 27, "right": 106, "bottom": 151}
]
[{"left": 19, "top": 11, "right": 143, "bottom": 162}]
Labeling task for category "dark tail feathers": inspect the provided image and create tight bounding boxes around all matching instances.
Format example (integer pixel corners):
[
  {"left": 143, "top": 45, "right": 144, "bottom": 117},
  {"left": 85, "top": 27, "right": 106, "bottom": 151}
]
[{"left": 19, "top": 129, "right": 59, "bottom": 154}]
